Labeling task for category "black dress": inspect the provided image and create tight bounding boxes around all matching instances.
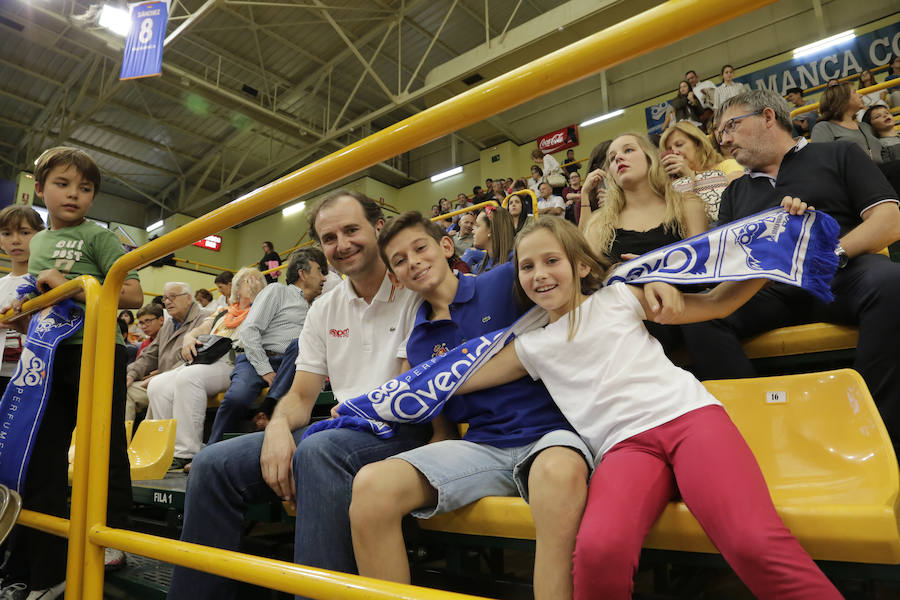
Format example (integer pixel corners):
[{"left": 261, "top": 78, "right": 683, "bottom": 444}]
[
  {"left": 608, "top": 223, "right": 684, "bottom": 358},
  {"left": 608, "top": 223, "right": 681, "bottom": 262}
]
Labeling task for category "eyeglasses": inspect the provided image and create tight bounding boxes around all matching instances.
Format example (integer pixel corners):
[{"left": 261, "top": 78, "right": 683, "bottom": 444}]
[
  {"left": 138, "top": 318, "right": 161, "bottom": 326},
  {"left": 715, "top": 110, "right": 764, "bottom": 143},
  {"left": 162, "top": 292, "right": 188, "bottom": 302}
]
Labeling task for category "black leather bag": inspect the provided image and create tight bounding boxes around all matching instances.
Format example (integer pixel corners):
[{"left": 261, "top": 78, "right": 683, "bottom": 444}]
[
  {"left": 188, "top": 310, "right": 233, "bottom": 365},
  {"left": 190, "top": 334, "right": 233, "bottom": 365}
]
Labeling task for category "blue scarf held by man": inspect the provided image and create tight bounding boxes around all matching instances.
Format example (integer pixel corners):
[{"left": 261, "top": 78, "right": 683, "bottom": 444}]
[
  {"left": 305, "top": 207, "right": 840, "bottom": 439},
  {"left": 0, "top": 277, "right": 83, "bottom": 492}
]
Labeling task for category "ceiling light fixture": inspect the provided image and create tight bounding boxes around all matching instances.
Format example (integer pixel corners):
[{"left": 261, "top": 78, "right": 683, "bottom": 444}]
[
  {"left": 580, "top": 109, "right": 625, "bottom": 128},
  {"left": 430, "top": 166, "right": 463, "bottom": 183},
  {"left": 99, "top": 4, "right": 131, "bottom": 37},
  {"left": 793, "top": 30, "right": 855, "bottom": 59},
  {"left": 282, "top": 201, "right": 306, "bottom": 217}
]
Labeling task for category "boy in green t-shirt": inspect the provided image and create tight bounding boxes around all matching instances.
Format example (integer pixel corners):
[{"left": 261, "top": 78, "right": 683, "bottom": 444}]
[{"left": 0, "top": 147, "right": 143, "bottom": 599}]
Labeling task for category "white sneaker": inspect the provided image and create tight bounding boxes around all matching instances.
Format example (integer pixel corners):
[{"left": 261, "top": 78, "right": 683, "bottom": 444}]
[
  {"left": 104, "top": 547, "right": 126, "bottom": 571},
  {"left": 24, "top": 581, "right": 64, "bottom": 600}
]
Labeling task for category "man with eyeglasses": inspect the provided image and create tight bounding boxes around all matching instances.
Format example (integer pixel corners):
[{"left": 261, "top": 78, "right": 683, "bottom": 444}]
[
  {"left": 683, "top": 88, "right": 900, "bottom": 451},
  {"left": 126, "top": 282, "right": 211, "bottom": 422}
]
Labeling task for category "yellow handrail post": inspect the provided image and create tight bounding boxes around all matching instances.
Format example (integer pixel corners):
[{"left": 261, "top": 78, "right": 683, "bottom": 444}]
[
  {"left": 81, "top": 1, "right": 782, "bottom": 597},
  {"left": 0, "top": 275, "right": 101, "bottom": 600},
  {"left": 82, "top": 278, "right": 123, "bottom": 599},
  {"left": 65, "top": 276, "right": 102, "bottom": 600}
]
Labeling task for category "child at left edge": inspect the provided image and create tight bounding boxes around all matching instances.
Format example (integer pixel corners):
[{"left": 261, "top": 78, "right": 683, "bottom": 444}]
[{"left": 5, "top": 147, "right": 143, "bottom": 600}]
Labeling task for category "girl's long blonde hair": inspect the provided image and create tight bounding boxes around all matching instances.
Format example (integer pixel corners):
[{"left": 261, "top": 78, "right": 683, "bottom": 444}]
[
  {"left": 583, "top": 132, "right": 690, "bottom": 259},
  {"left": 513, "top": 218, "right": 610, "bottom": 341}
]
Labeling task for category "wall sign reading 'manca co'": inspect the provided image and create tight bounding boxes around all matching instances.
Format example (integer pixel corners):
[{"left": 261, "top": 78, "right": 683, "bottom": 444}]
[{"left": 645, "top": 20, "right": 900, "bottom": 134}]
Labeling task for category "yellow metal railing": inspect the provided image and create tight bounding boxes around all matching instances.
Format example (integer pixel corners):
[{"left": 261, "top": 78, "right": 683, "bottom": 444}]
[
  {"left": 434, "top": 200, "right": 499, "bottom": 222},
  {"left": 65, "top": 0, "right": 785, "bottom": 597},
  {"left": 0, "top": 276, "right": 101, "bottom": 600},
  {"left": 790, "top": 78, "right": 900, "bottom": 118},
  {"left": 173, "top": 257, "right": 236, "bottom": 273}
]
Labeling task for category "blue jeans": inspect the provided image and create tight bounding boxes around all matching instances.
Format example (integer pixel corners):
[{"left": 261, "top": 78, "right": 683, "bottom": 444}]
[
  {"left": 167, "top": 424, "right": 429, "bottom": 600},
  {"left": 207, "top": 352, "right": 284, "bottom": 444}
]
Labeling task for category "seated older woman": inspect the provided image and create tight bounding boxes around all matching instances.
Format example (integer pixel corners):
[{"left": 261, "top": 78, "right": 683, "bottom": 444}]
[
  {"left": 811, "top": 82, "right": 884, "bottom": 164},
  {"left": 147, "top": 266, "right": 267, "bottom": 472},
  {"left": 659, "top": 121, "right": 744, "bottom": 222}
]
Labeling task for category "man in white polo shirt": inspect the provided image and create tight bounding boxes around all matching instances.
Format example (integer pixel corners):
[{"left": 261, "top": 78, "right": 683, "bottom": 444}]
[{"left": 168, "top": 191, "right": 426, "bottom": 600}]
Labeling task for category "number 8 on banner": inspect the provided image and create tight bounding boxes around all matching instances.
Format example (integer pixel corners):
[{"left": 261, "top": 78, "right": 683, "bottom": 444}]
[
  {"left": 119, "top": 0, "right": 169, "bottom": 81},
  {"left": 138, "top": 18, "right": 154, "bottom": 44}
]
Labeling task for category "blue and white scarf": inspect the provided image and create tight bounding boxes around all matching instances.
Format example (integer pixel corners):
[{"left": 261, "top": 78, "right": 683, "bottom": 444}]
[
  {"left": 0, "top": 277, "right": 83, "bottom": 492},
  {"left": 305, "top": 207, "right": 840, "bottom": 439},
  {"left": 605, "top": 207, "right": 839, "bottom": 302}
]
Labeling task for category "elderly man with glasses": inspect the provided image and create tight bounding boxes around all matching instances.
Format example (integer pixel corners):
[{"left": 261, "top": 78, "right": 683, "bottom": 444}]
[
  {"left": 683, "top": 88, "right": 900, "bottom": 452},
  {"left": 126, "top": 281, "right": 211, "bottom": 423}
]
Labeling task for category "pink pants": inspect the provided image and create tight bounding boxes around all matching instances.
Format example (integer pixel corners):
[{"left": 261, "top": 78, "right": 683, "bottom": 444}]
[{"left": 572, "top": 405, "right": 842, "bottom": 600}]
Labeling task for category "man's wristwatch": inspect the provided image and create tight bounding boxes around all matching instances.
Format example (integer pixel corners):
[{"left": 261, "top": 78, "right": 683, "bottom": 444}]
[{"left": 835, "top": 245, "right": 849, "bottom": 269}]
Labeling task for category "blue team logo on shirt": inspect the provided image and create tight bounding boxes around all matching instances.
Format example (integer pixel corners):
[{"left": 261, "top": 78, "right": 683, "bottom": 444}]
[{"left": 432, "top": 343, "right": 448, "bottom": 358}]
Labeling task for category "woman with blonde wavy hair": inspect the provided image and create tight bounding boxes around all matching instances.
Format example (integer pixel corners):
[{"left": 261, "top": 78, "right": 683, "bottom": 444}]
[
  {"left": 660, "top": 121, "right": 744, "bottom": 222},
  {"left": 582, "top": 133, "right": 708, "bottom": 264}
]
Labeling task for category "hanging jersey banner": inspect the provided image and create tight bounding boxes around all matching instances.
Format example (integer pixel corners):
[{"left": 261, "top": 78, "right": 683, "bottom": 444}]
[
  {"left": 303, "top": 207, "right": 840, "bottom": 440},
  {"left": 0, "top": 277, "right": 83, "bottom": 492},
  {"left": 119, "top": 0, "right": 169, "bottom": 81}
]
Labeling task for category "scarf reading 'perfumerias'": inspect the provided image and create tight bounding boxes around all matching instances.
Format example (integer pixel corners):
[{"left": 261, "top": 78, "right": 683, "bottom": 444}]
[
  {"left": 305, "top": 207, "right": 840, "bottom": 439},
  {"left": 0, "top": 277, "right": 83, "bottom": 492}
]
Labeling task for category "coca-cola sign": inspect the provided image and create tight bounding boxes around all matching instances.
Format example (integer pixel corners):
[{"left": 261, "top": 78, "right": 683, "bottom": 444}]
[{"left": 537, "top": 125, "right": 578, "bottom": 154}]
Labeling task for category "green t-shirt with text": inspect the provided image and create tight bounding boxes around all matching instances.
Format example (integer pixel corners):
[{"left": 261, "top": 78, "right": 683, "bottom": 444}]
[{"left": 29, "top": 220, "right": 140, "bottom": 345}]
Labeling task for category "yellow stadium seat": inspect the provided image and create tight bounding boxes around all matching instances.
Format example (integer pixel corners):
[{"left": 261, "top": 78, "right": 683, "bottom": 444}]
[
  {"left": 128, "top": 419, "right": 177, "bottom": 481},
  {"left": 742, "top": 322, "right": 858, "bottom": 359},
  {"left": 420, "top": 369, "right": 900, "bottom": 565},
  {"left": 68, "top": 420, "right": 136, "bottom": 485}
]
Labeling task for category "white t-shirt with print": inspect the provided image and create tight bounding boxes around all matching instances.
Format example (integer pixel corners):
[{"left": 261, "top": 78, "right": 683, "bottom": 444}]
[
  {"left": 296, "top": 273, "right": 421, "bottom": 402},
  {"left": 514, "top": 283, "right": 720, "bottom": 465}
]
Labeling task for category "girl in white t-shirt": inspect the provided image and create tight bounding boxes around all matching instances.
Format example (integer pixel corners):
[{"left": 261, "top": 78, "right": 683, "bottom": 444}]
[
  {"left": 458, "top": 216, "right": 841, "bottom": 600},
  {"left": 0, "top": 206, "right": 44, "bottom": 385}
]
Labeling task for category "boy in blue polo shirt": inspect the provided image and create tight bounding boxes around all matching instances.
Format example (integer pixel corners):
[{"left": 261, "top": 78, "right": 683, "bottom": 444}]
[{"left": 349, "top": 211, "right": 591, "bottom": 600}]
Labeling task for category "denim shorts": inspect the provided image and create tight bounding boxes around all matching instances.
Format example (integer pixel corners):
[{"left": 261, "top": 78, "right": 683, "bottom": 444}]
[{"left": 391, "top": 429, "right": 592, "bottom": 519}]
